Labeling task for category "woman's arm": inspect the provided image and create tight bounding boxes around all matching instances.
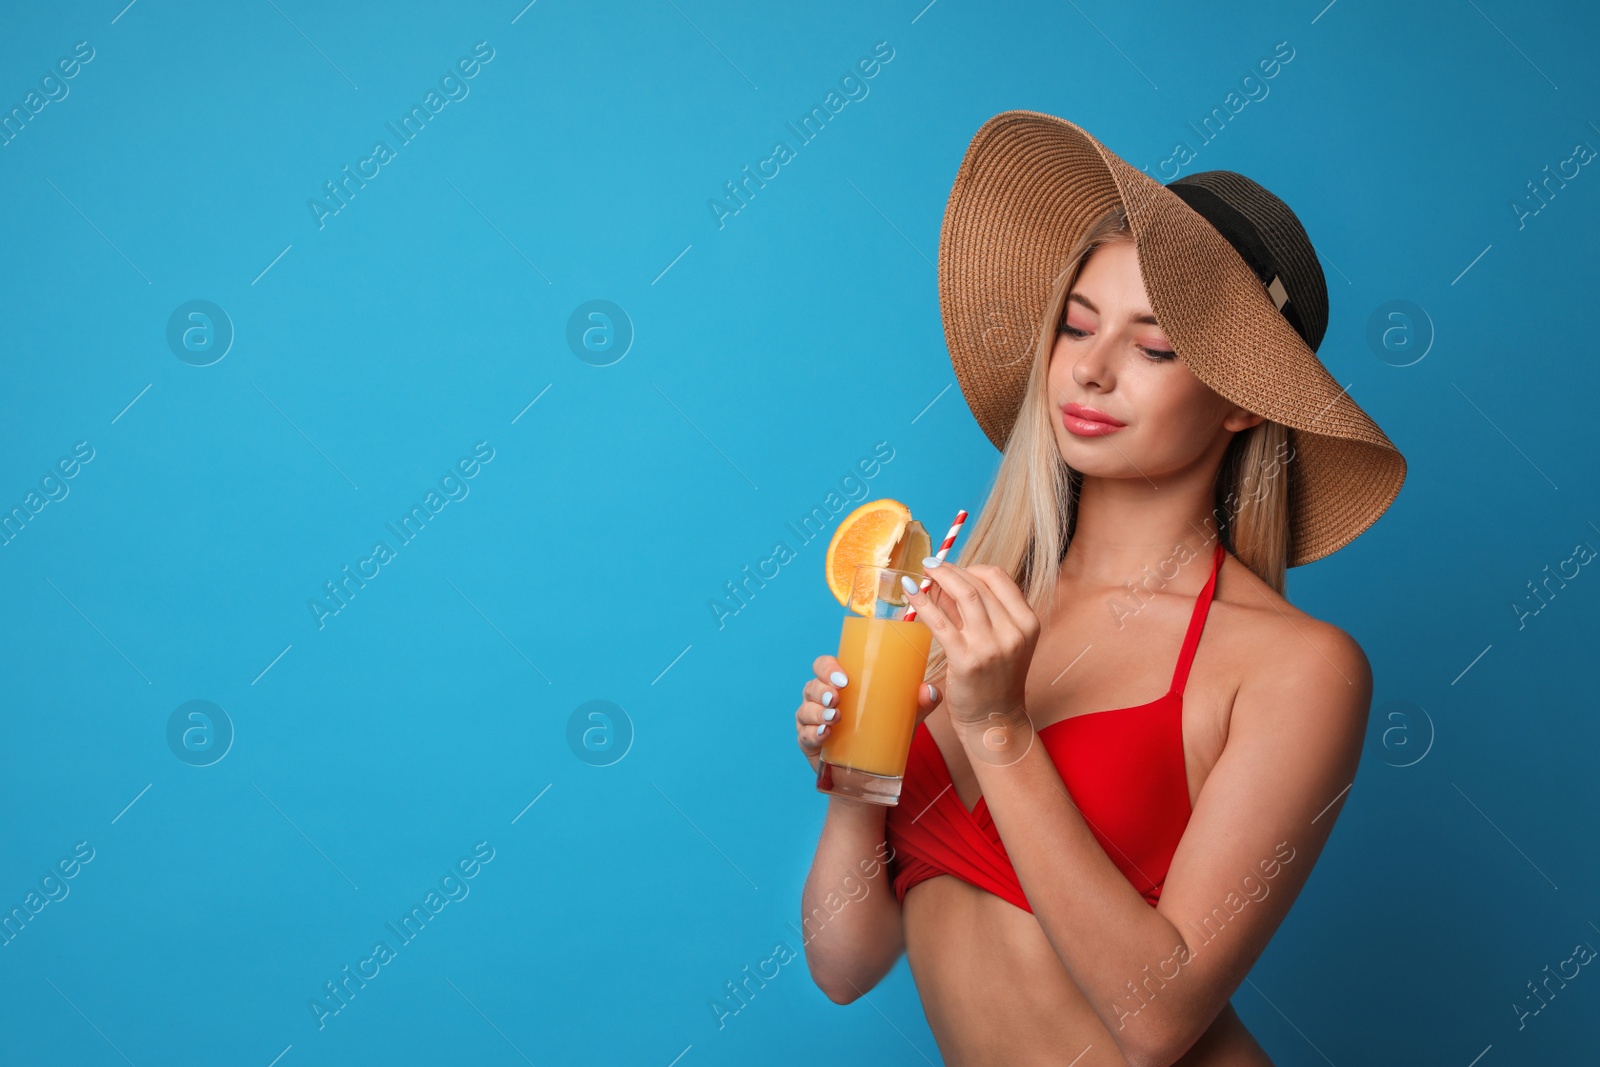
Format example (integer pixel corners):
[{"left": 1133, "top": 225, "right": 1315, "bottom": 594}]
[
  {"left": 793, "top": 653, "right": 930, "bottom": 1004},
  {"left": 969, "top": 622, "right": 1370, "bottom": 1067},
  {"left": 904, "top": 559, "right": 1371, "bottom": 1067},
  {"left": 798, "top": 797, "right": 905, "bottom": 1004}
]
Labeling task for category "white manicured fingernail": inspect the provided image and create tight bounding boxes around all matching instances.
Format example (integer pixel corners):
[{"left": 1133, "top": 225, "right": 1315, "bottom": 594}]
[
  {"left": 821, "top": 690, "right": 834, "bottom": 708},
  {"left": 928, "top": 684, "right": 939, "bottom": 703},
  {"left": 901, "top": 575, "right": 919, "bottom": 596},
  {"left": 817, "top": 723, "right": 829, "bottom": 738},
  {"left": 830, "top": 671, "right": 848, "bottom": 687},
  {"left": 824, "top": 706, "right": 837, "bottom": 722},
  {"left": 922, "top": 556, "right": 942, "bottom": 568}
]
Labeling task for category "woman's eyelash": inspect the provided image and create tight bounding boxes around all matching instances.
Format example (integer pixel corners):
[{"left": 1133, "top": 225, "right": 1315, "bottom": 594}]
[{"left": 1058, "top": 322, "right": 1176, "bottom": 362}]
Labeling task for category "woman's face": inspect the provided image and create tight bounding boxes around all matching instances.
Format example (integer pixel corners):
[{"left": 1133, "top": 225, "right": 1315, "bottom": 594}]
[{"left": 1045, "top": 239, "right": 1261, "bottom": 478}]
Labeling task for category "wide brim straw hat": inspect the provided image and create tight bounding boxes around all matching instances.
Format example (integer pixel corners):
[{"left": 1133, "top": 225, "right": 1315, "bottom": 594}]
[{"left": 938, "top": 109, "right": 1406, "bottom": 568}]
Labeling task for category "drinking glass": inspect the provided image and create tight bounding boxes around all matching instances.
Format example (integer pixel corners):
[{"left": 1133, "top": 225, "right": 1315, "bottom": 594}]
[{"left": 815, "top": 564, "right": 934, "bottom": 806}]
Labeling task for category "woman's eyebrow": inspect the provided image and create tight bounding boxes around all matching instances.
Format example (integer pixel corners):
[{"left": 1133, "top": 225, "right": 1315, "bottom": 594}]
[{"left": 1067, "top": 292, "right": 1161, "bottom": 327}]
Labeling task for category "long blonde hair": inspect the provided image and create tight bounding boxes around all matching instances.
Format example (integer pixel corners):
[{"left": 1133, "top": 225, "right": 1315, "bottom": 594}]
[{"left": 925, "top": 206, "right": 1293, "bottom": 691}]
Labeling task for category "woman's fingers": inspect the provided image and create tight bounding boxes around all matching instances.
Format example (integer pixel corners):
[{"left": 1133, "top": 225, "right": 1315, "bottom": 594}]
[
  {"left": 967, "top": 564, "right": 1039, "bottom": 639},
  {"left": 812, "top": 654, "right": 849, "bottom": 690},
  {"left": 812, "top": 653, "right": 846, "bottom": 682},
  {"left": 901, "top": 575, "right": 965, "bottom": 652},
  {"left": 912, "top": 562, "right": 999, "bottom": 638},
  {"left": 805, "top": 655, "right": 848, "bottom": 716},
  {"left": 796, "top": 699, "right": 832, "bottom": 748},
  {"left": 799, "top": 654, "right": 848, "bottom": 759},
  {"left": 934, "top": 562, "right": 1015, "bottom": 635},
  {"left": 802, "top": 681, "right": 841, "bottom": 724},
  {"left": 953, "top": 564, "right": 1026, "bottom": 650}
]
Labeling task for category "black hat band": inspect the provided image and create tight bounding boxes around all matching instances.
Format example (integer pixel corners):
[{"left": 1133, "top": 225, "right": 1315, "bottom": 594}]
[{"left": 1164, "top": 180, "right": 1312, "bottom": 349}]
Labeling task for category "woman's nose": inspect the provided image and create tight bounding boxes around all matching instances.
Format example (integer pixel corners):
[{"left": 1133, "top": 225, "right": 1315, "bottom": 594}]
[{"left": 1070, "top": 340, "right": 1111, "bottom": 389}]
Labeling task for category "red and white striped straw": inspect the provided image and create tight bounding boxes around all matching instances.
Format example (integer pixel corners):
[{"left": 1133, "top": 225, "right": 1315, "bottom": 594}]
[{"left": 904, "top": 508, "right": 967, "bottom": 622}]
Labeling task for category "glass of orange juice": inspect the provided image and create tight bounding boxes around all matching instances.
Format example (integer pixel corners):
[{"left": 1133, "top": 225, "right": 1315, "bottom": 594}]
[{"left": 815, "top": 564, "right": 934, "bottom": 806}]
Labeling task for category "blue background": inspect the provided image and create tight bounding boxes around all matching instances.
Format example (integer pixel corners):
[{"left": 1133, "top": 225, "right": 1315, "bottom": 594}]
[{"left": 2, "top": 0, "right": 1597, "bottom": 1063}]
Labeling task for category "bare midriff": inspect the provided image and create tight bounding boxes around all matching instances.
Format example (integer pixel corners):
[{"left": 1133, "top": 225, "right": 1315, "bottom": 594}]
[{"left": 902, "top": 876, "right": 1275, "bottom": 1066}]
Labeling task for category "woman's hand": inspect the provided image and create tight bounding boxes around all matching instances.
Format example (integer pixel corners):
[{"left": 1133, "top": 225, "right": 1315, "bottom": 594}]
[
  {"left": 900, "top": 562, "right": 1040, "bottom": 732},
  {"left": 796, "top": 654, "right": 943, "bottom": 775}
]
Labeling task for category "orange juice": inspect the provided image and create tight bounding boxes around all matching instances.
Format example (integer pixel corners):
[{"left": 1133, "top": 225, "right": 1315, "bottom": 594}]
[{"left": 822, "top": 615, "right": 934, "bottom": 778}]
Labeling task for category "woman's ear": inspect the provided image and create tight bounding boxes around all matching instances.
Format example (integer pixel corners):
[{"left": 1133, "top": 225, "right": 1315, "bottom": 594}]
[{"left": 1224, "top": 407, "right": 1266, "bottom": 432}]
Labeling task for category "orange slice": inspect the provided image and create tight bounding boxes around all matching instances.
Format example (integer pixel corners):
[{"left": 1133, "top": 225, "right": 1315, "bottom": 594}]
[
  {"left": 888, "top": 519, "right": 931, "bottom": 576},
  {"left": 826, "top": 499, "right": 914, "bottom": 615}
]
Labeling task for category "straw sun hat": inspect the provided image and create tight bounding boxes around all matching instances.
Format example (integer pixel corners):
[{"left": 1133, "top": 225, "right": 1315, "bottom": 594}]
[{"left": 938, "top": 109, "right": 1406, "bottom": 567}]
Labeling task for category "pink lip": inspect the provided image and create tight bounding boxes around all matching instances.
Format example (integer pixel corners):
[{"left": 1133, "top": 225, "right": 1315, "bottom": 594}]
[{"left": 1061, "top": 402, "right": 1126, "bottom": 436}]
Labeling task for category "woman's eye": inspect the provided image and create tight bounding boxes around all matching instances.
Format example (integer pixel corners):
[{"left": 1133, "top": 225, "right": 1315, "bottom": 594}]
[{"left": 1060, "top": 321, "right": 1174, "bottom": 362}]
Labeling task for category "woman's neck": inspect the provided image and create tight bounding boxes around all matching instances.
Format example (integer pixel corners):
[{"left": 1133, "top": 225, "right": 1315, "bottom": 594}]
[{"left": 1059, "top": 473, "right": 1223, "bottom": 591}]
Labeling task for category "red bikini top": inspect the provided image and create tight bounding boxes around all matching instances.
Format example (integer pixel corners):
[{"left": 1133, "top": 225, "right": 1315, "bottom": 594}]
[{"left": 884, "top": 541, "right": 1225, "bottom": 913}]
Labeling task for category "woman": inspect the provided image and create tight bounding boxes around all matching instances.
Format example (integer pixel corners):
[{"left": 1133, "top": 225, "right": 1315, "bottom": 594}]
[{"left": 792, "top": 112, "right": 1406, "bottom": 1066}]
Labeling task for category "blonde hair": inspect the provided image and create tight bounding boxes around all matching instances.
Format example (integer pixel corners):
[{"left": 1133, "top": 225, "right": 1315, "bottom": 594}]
[{"left": 925, "top": 206, "right": 1293, "bottom": 691}]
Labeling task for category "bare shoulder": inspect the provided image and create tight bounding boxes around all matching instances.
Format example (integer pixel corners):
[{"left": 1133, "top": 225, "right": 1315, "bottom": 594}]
[{"left": 1215, "top": 551, "right": 1373, "bottom": 721}]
